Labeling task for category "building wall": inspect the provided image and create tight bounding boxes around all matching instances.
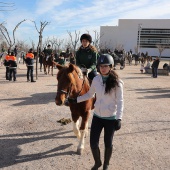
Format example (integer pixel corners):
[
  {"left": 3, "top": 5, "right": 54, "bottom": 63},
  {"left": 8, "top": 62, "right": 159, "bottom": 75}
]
[{"left": 100, "top": 19, "right": 170, "bottom": 58}]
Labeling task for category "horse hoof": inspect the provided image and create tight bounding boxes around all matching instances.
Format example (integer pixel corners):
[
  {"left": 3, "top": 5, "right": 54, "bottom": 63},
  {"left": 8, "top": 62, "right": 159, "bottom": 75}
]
[{"left": 77, "top": 148, "right": 84, "bottom": 155}]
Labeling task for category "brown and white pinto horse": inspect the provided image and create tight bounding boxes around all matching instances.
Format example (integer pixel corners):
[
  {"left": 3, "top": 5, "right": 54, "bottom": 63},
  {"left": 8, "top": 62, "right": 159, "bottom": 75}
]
[{"left": 54, "top": 62, "right": 94, "bottom": 155}]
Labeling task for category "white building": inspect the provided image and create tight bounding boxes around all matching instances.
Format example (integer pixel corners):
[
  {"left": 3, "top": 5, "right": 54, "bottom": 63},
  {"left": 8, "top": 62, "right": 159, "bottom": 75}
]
[{"left": 100, "top": 19, "right": 170, "bottom": 59}]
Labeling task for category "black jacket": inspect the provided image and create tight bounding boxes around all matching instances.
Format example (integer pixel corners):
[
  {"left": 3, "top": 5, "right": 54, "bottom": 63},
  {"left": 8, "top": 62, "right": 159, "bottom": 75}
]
[
  {"left": 9, "top": 60, "right": 17, "bottom": 67},
  {"left": 152, "top": 60, "right": 160, "bottom": 68}
]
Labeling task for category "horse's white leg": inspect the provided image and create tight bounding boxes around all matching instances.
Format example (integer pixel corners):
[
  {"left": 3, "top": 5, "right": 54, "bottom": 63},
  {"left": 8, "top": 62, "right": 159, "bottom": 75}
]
[
  {"left": 77, "top": 130, "right": 86, "bottom": 155},
  {"left": 85, "top": 122, "right": 89, "bottom": 137},
  {"left": 73, "top": 120, "right": 81, "bottom": 139}
]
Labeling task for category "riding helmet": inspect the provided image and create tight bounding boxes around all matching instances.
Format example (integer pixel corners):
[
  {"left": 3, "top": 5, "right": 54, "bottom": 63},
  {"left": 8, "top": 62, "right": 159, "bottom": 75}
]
[
  {"left": 97, "top": 54, "right": 114, "bottom": 66},
  {"left": 80, "top": 33, "right": 92, "bottom": 43}
]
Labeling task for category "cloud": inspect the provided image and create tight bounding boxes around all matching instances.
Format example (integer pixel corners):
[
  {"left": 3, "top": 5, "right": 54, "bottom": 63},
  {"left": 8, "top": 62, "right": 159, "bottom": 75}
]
[
  {"left": 35, "top": 0, "right": 68, "bottom": 15},
  {"left": 1, "top": 0, "right": 170, "bottom": 46}
]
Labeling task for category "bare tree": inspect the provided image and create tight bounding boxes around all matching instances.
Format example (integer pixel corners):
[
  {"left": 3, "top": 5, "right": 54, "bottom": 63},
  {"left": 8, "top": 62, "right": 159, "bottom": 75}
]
[
  {"left": 156, "top": 44, "right": 166, "bottom": 58},
  {"left": 93, "top": 30, "right": 104, "bottom": 51},
  {"left": 43, "top": 37, "right": 50, "bottom": 49},
  {"left": 0, "top": 20, "right": 26, "bottom": 51},
  {"left": 55, "top": 38, "right": 64, "bottom": 53},
  {"left": 16, "top": 39, "right": 28, "bottom": 51},
  {"left": 0, "top": 2, "right": 15, "bottom": 11},
  {"left": 29, "top": 38, "right": 35, "bottom": 51},
  {"left": 32, "top": 21, "right": 50, "bottom": 79},
  {"left": 49, "top": 36, "right": 57, "bottom": 49},
  {"left": 67, "top": 30, "right": 80, "bottom": 54}
]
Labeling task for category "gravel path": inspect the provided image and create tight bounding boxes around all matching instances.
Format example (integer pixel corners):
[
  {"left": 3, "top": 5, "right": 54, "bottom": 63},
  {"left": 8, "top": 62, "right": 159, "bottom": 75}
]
[{"left": 0, "top": 61, "right": 170, "bottom": 170}]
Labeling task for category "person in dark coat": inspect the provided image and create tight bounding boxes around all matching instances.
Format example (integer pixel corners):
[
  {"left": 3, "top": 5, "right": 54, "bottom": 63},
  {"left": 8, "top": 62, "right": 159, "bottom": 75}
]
[
  {"left": 69, "top": 52, "right": 76, "bottom": 64},
  {"left": 25, "top": 48, "right": 36, "bottom": 82},
  {"left": 3, "top": 52, "right": 10, "bottom": 80},
  {"left": 152, "top": 57, "right": 160, "bottom": 78},
  {"left": 13, "top": 45, "right": 18, "bottom": 56},
  {"left": 76, "top": 33, "right": 99, "bottom": 80},
  {"left": 8, "top": 52, "right": 17, "bottom": 81}
]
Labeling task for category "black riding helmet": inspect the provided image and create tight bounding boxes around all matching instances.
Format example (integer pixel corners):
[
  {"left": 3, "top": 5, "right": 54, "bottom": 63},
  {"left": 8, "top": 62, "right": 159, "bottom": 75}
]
[
  {"left": 97, "top": 54, "right": 114, "bottom": 67},
  {"left": 80, "top": 33, "right": 92, "bottom": 43}
]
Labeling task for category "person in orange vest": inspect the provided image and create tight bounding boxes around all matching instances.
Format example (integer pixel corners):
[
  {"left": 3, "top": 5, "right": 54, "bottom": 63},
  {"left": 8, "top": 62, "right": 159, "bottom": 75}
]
[
  {"left": 3, "top": 52, "right": 10, "bottom": 80},
  {"left": 25, "top": 48, "right": 36, "bottom": 82},
  {"left": 8, "top": 52, "right": 17, "bottom": 81}
]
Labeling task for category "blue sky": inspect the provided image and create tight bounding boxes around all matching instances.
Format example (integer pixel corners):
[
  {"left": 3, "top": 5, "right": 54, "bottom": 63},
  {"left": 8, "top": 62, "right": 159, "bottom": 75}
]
[{"left": 0, "top": 0, "right": 170, "bottom": 45}]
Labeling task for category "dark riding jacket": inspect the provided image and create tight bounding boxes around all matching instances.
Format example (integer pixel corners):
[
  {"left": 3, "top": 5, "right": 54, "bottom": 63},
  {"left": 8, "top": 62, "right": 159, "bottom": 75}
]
[
  {"left": 76, "top": 45, "right": 98, "bottom": 71},
  {"left": 44, "top": 48, "right": 53, "bottom": 56}
]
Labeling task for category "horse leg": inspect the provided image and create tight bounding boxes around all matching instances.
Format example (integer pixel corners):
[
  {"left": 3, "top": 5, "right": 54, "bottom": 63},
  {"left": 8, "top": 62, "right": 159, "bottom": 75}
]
[
  {"left": 85, "top": 121, "right": 89, "bottom": 137},
  {"left": 72, "top": 118, "right": 81, "bottom": 139},
  {"left": 50, "top": 66, "right": 53, "bottom": 76},
  {"left": 77, "top": 113, "right": 90, "bottom": 155},
  {"left": 48, "top": 66, "right": 50, "bottom": 74},
  {"left": 44, "top": 65, "right": 47, "bottom": 74}
]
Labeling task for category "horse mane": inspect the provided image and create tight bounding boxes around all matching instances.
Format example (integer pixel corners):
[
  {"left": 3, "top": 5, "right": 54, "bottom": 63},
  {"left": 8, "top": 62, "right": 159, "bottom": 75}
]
[{"left": 68, "top": 65, "right": 85, "bottom": 86}]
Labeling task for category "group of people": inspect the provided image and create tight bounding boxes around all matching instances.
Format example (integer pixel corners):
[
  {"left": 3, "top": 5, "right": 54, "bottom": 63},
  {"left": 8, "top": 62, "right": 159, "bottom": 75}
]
[
  {"left": 3, "top": 51, "right": 17, "bottom": 81},
  {"left": 140, "top": 57, "right": 160, "bottom": 78},
  {"left": 68, "top": 34, "right": 124, "bottom": 170},
  {"left": 3, "top": 48, "right": 36, "bottom": 82},
  {"left": 3, "top": 33, "right": 124, "bottom": 170}
]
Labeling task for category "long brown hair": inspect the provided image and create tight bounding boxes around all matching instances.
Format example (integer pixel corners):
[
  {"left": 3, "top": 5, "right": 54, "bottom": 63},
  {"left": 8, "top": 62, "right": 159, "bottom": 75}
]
[{"left": 105, "top": 69, "right": 119, "bottom": 94}]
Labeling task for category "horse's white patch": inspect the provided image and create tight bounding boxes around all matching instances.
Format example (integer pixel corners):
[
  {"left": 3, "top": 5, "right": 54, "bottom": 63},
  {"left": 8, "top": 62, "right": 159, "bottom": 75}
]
[
  {"left": 77, "top": 67, "right": 84, "bottom": 79},
  {"left": 77, "top": 130, "right": 86, "bottom": 150},
  {"left": 73, "top": 120, "right": 80, "bottom": 139},
  {"left": 85, "top": 122, "right": 89, "bottom": 137}
]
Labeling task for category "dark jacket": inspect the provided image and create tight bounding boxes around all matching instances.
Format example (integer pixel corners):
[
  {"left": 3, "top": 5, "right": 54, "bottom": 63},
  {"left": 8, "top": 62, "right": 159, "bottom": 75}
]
[
  {"left": 43, "top": 48, "right": 53, "bottom": 56},
  {"left": 152, "top": 59, "right": 160, "bottom": 68},
  {"left": 9, "top": 60, "right": 17, "bottom": 68},
  {"left": 25, "top": 58, "right": 34, "bottom": 66},
  {"left": 76, "top": 45, "right": 98, "bottom": 70},
  {"left": 70, "top": 57, "right": 76, "bottom": 64}
]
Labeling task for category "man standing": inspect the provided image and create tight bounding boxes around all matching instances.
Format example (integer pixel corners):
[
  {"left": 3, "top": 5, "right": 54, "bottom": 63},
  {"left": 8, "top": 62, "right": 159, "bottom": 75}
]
[
  {"left": 152, "top": 57, "right": 160, "bottom": 78},
  {"left": 8, "top": 52, "right": 17, "bottom": 81},
  {"left": 25, "top": 48, "right": 36, "bottom": 82}
]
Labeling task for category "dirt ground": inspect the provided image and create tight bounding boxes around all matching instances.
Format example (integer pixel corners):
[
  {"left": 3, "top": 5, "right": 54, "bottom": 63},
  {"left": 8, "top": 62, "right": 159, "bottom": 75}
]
[{"left": 0, "top": 60, "right": 170, "bottom": 170}]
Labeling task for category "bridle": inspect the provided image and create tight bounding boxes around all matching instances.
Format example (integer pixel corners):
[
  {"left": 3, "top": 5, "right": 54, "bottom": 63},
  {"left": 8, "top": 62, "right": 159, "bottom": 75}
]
[{"left": 56, "top": 70, "right": 86, "bottom": 100}]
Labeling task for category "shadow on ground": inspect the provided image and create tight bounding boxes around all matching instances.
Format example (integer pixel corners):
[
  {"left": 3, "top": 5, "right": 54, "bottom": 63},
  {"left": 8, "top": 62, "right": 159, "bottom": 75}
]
[
  {"left": 128, "top": 88, "right": 170, "bottom": 99},
  {"left": 0, "top": 92, "right": 57, "bottom": 106},
  {"left": 0, "top": 129, "right": 75, "bottom": 168}
]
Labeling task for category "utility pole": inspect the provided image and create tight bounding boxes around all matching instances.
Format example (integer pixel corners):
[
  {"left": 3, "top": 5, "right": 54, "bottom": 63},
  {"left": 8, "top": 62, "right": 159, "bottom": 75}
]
[{"left": 138, "top": 23, "right": 142, "bottom": 54}]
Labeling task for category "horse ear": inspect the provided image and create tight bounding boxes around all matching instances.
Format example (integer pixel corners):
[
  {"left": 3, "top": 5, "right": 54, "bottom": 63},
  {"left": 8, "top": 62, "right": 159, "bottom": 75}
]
[
  {"left": 53, "top": 61, "right": 63, "bottom": 70},
  {"left": 68, "top": 63, "right": 74, "bottom": 72}
]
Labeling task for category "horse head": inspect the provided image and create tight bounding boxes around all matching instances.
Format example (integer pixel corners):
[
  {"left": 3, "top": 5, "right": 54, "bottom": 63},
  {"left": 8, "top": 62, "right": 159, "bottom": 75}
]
[{"left": 54, "top": 62, "right": 85, "bottom": 106}]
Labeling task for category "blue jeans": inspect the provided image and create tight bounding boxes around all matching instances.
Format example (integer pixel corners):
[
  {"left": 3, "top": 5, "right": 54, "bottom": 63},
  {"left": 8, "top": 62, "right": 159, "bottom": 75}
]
[
  {"left": 90, "top": 115, "right": 116, "bottom": 149},
  {"left": 154, "top": 67, "right": 158, "bottom": 77},
  {"left": 27, "top": 66, "right": 34, "bottom": 81}
]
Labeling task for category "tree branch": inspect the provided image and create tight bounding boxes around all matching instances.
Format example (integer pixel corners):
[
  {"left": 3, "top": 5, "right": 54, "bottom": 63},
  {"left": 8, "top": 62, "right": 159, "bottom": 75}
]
[{"left": 12, "top": 19, "right": 26, "bottom": 46}]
